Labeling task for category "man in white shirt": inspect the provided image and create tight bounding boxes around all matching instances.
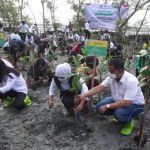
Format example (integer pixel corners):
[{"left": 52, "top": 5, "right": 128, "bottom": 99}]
[
  {"left": 29, "top": 24, "right": 38, "bottom": 36},
  {"left": 84, "top": 21, "right": 91, "bottom": 39},
  {"left": 18, "top": 21, "right": 29, "bottom": 41},
  {"left": 75, "top": 58, "right": 145, "bottom": 135},
  {"left": 3, "top": 33, "right": 21, "bottom": 53}
]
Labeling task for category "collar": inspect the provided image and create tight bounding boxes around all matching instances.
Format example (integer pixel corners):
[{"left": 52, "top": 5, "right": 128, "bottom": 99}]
[{"left": 119, "top": 71, "right": 127, "bottom": 84}]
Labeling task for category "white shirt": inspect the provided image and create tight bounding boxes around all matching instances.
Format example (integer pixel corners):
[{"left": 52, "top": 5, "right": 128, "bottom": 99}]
[
  {"left": 110, "top": 41, "right": 116, "bottom": 49},
  {"left": 3, "top": 41, "right": 9, "bottom": 48},
  {"left": 68, "top": 34, "right": 74, "bottom": 40},
  {"left": 1, "top": 59, "right": 14, "bottom": 68},
  {"left": 0, "top": 27, "right": 3, "bottom": 32},
  {"left": 9, "top": 33, "right": 21, "bottom": 41},
  {"left": 101, "top": 71, "right": 145, "bottom": 105},
  {"left": 85, "top": 22, "right": 90, "bottom": 31},
  {"left": 18, "top": 23, "right": 29, "bottom": 33},
  {"left": 53, "top": 39, "right": 57, "bottom": 47},
  {"left": 0, "top": 73, "right": 28, "bottom": 94},
  {"left": 25, "top": 36, "right": 34, "bottom": 46},
  {"left": 74, "top": 34, "right": 80, "bottom": 42},
  {"left": 80, "top": 36, "right": 85, "bottom": 42},
  {"left": 49, "top": 78, "right": 89, "bottom": 98},
  {"left": 29, "top": 24, "right": 37, "bottom": 34}
]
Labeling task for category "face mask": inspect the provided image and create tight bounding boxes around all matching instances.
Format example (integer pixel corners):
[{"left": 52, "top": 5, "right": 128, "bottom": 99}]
[
  {"left": 58, "top": 77, "right": 67, "bottom": 82},
  {"left": 108, "top": 72, "right": 117, "bottom": 79}
]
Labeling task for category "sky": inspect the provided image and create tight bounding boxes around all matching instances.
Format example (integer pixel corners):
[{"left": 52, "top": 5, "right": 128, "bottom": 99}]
[
  {"left": 23, "top": 0, "right": 150, "bottom": 27},
  {"left": 24, "top": 0, "right": 75, "bottom": 25}
]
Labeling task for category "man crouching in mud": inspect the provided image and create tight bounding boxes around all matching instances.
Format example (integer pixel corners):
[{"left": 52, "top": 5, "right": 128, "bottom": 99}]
[
  {"left": 75, "top": 58, "right": 145, "bottom": 136},
  {"left": 27, "top": 58, "right": 53, "bottom": 90},
  {"left": 48, "top": 63, "right": 89, "bottom": 121}
]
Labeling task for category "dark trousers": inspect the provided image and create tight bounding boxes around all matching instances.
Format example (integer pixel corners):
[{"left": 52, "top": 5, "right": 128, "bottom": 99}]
[
  {"left": 85, "top": 30, "right": 91, "bottom": 39},
  {"left": 19, "top": 32, "right": 26, "bottom": 41},
  {"left": 60, "top": 91, "right": 75, "bottom": 109},
  {"left": 60, "top": 91, "right": 88, "bottom": 115},
  {"left": 0, "top": 90, "right": 26, "bottom": 110}
]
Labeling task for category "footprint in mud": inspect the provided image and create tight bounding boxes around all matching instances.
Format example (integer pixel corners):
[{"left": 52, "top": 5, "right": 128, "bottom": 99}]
[{"left": 52, "top": 114, "right": 93, "bottom": 142}]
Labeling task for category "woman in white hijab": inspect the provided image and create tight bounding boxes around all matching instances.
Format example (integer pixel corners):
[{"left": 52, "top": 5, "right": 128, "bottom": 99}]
[{"left": 48, "top": 63, "right": 89, "bottom": 117}]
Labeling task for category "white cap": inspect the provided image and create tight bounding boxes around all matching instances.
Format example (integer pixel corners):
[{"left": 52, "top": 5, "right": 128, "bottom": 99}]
[
  {"left": 55, "top": 63, "right": 71, "bottom": 77},
  {"left": 139, "top": 49, "right": 148, "bottom": 56}
]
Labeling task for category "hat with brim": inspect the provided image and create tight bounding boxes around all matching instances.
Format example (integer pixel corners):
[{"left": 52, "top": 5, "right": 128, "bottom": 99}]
[{"left": 55, "top": 63, "right": 71, "bottom": 77}]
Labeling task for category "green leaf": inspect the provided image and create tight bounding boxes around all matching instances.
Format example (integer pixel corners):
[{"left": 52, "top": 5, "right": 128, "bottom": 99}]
[
  {"left": 139, "top": 81, "right": 147, "bottom": 88},
  {"left": 139, "top": 77, "right": 148, "bottom": 83},
  {"left": 70, "top": 75, "right": 80, "bottom": 92},
  {"left": 140, "top": 66, "right": 150, "bottom": 75}
]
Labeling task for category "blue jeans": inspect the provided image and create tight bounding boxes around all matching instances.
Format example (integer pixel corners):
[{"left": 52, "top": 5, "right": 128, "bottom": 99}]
[{"left": 95, "top": 96, "right": 144, "bottom": 123}]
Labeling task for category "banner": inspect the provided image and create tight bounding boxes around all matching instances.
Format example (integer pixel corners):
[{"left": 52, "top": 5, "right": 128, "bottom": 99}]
[
  {"left": 85, "top": 3, "right": 129, "bottom": 31},
  {"left": 85, "top": 39, "right": 108, "bottom": 57},
  {"left": 0, "top": 32, "right": 6, "bottom": 47}
]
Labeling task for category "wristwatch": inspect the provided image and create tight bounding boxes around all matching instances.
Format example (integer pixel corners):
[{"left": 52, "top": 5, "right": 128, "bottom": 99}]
[{"left": 106, "top": 104, "right": 111, "bottom": 109}]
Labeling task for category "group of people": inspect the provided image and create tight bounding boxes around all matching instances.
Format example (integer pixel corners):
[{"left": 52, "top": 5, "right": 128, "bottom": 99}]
[{"left": 0, "top": 20, "right": 146, "bottom": 137}]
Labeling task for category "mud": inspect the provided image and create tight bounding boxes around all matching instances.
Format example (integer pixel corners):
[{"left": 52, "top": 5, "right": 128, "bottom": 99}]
[{"left": 0, "top": 53, "right": 150, "bottom": 150}]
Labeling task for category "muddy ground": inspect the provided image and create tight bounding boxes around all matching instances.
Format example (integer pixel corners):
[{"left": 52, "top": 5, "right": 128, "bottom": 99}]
[{"left": 0, "top": 51, "right": 150, "bottom": 150}]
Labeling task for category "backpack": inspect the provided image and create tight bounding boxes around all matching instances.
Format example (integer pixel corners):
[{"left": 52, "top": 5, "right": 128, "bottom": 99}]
[{"left": 53, "top": 75, "right": 82, "bottom": 94}]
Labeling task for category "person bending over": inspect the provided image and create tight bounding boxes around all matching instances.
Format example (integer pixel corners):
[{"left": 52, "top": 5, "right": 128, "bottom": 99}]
[
  {"left": 48, "top": 63, "right": 89, "bottom": 120},
  {"left": 0, "top": 59, "right": 31, "bottom": 110}
]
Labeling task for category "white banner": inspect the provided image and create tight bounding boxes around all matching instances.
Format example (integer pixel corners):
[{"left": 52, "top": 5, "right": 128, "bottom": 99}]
[{"left": 85, "top": 3, "right": 129, "bottom": 31}]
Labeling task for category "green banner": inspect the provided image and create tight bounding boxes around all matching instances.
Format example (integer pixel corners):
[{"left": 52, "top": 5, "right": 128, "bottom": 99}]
[{"left": 85, "top": 40, "right": 108, "bottom": 57}]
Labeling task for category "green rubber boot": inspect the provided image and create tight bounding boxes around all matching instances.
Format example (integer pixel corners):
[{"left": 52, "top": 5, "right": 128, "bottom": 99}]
[
  {"left": 120, "top": 119, "right": 135, "bottom": 136},
  {"left": 24, "top": 96, "right": 32, "bottom": 107},
  {"left": 3, "top": 97, "right": 14, "bottom": 108}
]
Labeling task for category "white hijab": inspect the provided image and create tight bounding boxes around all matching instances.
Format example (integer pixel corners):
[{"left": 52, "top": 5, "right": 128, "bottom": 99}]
[{"left": 55, "top": 63, "right": 71, "bottom": 77}]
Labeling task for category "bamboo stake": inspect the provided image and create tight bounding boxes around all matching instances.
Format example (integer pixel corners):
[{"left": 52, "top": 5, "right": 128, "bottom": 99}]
[{"left": 88, "top": 55, "right": 97, "bottom": 115}]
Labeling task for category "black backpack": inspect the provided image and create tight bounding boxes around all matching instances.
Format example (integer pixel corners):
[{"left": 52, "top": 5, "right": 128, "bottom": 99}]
[{"left": 53, "top": 75, "right": 81, "bottom": 94}]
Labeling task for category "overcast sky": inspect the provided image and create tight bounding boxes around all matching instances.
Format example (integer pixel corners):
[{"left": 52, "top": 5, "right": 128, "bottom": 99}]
[
  {"left": 24, "top": 0, "right": 75, "bottom": 25},
  {"left": 23, "top": 0, "right": 150, "bottom": 26}
]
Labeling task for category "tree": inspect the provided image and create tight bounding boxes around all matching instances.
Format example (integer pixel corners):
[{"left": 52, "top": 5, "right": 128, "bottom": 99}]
[
  {"left": 115, "top": 0, "right": 150, "bottom": 41},
  {"left": 0, "top": 0, "right": 20, "bottom": 31},
  {"left": 47, "top": 0, "right": 57, "bottom": 31},
  {"left": 67, "top": 0, "right": 86, "bottom": 32},
  {"left": 134, "top": 4, "right": 150, "bottom": 42},
  {"left": 15, "top": 0, "right": 24, "bottom": 21},
  {"left": 0, "top": 0, "right": 31, "bottom": 31},
  {"left": 41, "top": 0, "right": 47, "bottom": 33}
]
